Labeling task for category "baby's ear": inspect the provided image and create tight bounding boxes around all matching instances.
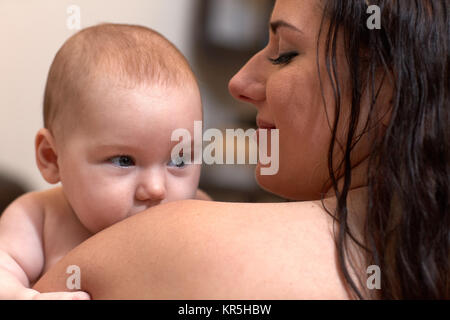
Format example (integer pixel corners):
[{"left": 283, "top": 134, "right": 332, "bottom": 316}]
[{"left": 35, "top": 128, "right": 60, "bottom": 184}]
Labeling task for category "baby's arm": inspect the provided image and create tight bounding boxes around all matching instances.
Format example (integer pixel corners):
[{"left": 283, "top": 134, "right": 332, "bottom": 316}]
[{"left": 0, "top": 193, "right": 89, "bottom": 299}]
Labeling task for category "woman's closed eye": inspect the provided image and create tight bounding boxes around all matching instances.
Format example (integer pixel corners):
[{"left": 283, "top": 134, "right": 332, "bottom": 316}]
[
  {"left": 109, "top": 155, "right": 135, "bottom": 167},
  {"left": 268, "top": 51, "right": 299, "bottom": 65}
]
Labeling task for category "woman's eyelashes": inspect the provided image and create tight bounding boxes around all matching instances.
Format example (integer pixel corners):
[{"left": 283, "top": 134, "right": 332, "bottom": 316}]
[
  {"left": 268, "top": 51, "right": 299, "bottom": 65},
  {"left": 109, "top": 155, "right": 135, "bottom": 167}
]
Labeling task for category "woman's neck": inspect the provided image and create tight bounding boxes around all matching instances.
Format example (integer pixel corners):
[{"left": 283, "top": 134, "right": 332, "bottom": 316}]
[{"left": 324, "top": 154, "right": 370, "bottom": 199}]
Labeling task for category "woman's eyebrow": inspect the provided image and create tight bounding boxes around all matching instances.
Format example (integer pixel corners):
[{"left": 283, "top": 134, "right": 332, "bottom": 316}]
[{"left": 270, "top": 20, "right": 303, "bottom": 34}]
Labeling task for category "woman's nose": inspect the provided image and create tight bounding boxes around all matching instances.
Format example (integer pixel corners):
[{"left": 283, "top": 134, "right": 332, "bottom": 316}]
[
  {"left": 135, "top": 171, "right": 166, "bottom": 202},
  {"left": 228, "top": 50, "right": 267, "bottom": 105}
]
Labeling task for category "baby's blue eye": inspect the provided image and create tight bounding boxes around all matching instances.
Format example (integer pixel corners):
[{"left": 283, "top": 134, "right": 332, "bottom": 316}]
[
  {"left": 109, "top": 155, "right": 135, "bottom": 167},
  {"left": 168, "top": 155, "right": 187, "bottom": 168}
]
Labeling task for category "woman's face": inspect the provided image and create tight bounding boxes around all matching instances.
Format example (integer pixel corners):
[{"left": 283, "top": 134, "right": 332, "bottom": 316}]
[{"left": 229, "top": 0, "right": 366, "bottom": 200}]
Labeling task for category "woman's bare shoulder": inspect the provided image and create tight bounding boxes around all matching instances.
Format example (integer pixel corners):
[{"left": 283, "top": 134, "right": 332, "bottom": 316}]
[
  {"left": 167, "top": 199, "right": 349, "bottom": 299},
  {"left": 34, "top": 199, "right": 350, "bottom": 299}
]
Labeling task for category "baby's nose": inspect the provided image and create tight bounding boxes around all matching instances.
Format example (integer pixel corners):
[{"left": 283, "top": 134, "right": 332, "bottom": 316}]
[{"left": 135, "top": 176, "right": 166, "bottom": 202}]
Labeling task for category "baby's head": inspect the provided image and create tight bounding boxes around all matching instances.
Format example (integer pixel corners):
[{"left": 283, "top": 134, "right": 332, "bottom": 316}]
[{"left": 36, "top": 23, "right": 203, "bottom": 233}]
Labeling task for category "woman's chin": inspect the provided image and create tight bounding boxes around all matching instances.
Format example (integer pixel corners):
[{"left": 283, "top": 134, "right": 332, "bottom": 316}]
[
  {"left": 255, "top": 163, "right": 296, "bottom": 200},
  {"left": 255, "top": 163, "right": 323, "bottom": 201}
]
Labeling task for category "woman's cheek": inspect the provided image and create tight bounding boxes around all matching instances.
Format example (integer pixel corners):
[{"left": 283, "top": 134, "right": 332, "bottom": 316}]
[
  {"left": 266, "top": 71, "right": 291, "bottom": 115},
  {"left": 267, "top": 67, "right": 309, "bottom": 120}
]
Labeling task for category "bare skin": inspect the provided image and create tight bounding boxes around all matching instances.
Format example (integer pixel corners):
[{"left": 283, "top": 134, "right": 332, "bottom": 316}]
[
  {"left": 33, "top": 195, "right": 364, "bottom": 299},
  {"left": 0, "top": 186, "right": 210, "bottom": 300},
  {"left": 0, "top": 81, "right": 205, "bottom": 299},
  {"left": 33, "top": 0, "right": 389, "bottom": 299}
]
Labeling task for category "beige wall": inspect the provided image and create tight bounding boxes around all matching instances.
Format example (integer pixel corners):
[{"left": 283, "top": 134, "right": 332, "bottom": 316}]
[{"left": 0, "top": 0, "right": 199, "bottom": 191}]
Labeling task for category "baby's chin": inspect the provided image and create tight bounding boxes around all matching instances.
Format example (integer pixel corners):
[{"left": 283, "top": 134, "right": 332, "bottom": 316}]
[
  {"left": 126, "top": 199, "right": 172, "bottom": 218},
  {"left": 75, "top": 211, "right": 126, "bottom": 234},
  {"left": 128, "top": 205, "right": 157, "bottom": 217}
]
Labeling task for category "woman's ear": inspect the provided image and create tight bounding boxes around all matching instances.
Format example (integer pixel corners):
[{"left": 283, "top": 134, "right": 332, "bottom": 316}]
[{"left": 35, "top": 128, "right": 60, "bottom": 184}]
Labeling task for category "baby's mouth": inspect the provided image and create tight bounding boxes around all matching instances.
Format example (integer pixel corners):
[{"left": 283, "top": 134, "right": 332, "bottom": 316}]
[{"left": 130, "top": 202, "right": 161, "bottom": 216}]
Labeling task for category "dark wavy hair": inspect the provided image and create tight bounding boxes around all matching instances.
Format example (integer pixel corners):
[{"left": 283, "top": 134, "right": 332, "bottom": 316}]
[{"left": 318, "top": 0, "right": 449, "bottom": 299}]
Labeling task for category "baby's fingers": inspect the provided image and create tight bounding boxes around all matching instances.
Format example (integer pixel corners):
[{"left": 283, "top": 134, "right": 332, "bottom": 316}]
[{"left": 32, "top": 291, "right": 91, "bottom": 300}]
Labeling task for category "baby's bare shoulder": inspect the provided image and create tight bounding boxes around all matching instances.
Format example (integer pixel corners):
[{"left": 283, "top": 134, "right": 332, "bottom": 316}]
[
  {"left": 1, "top": 189, "right": 45, "bottom": 223},
  {"left": 0, "top": 188, "right": 63, "bottom": 284},
  {"left": 5, "top": 186, "right": 62, "bottom": 209},
  {"left": 21, "top": 186, "right": 72, "bottom": 219},
  {"left": 0, "top": 186, "right": 83, "bottom": 285},
  {"left": 0, "top": 186, "right": 70, "bottom": 241}
]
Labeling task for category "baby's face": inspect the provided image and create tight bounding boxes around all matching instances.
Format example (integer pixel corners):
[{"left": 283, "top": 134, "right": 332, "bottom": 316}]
[{"left": 55, "top": 81, "right": 202, "bottom": 233}]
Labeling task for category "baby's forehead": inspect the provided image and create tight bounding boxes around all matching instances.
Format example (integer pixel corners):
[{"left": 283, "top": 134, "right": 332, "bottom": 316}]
[
  {"left": 57, "top": 78, "right": 202, "bottom": 138},
  {"left": 83, "top": 76, "right": 201, "bottom": 111}
]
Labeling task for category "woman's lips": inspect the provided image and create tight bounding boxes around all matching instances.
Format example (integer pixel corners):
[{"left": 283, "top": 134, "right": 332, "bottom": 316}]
[
  {"left": 255, "top": 118, "right": 276, "bottom": 143},
  {"left": 255, "top": 126, "right": 276, "bottom": 144},
  {"left": 256, "top": 118, "right": 276, "bottom": 129}
]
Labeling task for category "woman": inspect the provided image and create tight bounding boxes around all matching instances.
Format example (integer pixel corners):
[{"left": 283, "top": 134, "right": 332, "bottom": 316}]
[{"left": 34, "top": 0, "right": 448, "bottom": 299}]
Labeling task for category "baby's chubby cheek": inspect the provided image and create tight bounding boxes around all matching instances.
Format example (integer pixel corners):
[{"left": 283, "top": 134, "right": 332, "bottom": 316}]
[
  {"left": 75, "top": 189, "right": 131, "bottom": 233},
  {"left": 165, "top": 171, "right": 201, "bottom": 201}
]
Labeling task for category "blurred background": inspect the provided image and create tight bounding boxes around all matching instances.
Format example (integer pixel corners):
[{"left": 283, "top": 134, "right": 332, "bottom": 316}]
[{"left": 0, "top": 0, "right": 285, "bottom": 214}]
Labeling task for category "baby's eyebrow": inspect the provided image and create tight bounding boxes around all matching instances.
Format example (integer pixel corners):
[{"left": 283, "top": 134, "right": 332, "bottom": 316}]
[{"left": 93, "top": 143, "right": 138, "bottom": 152}]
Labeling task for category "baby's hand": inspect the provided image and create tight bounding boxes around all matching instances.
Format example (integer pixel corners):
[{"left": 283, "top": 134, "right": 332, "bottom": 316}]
[{"left": 23, "top": 288, "right": 91, "bottom": 300}]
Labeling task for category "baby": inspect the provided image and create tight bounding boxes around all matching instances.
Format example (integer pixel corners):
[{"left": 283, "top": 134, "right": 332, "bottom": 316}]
[{"left": 0, "top": 23, "right": 207, "bottom": 299}]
